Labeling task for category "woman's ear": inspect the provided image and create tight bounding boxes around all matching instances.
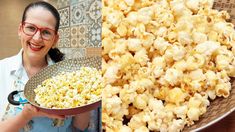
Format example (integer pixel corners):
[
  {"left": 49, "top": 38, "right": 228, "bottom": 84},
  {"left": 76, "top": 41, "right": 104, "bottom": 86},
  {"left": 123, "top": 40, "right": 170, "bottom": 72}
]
[
  {"left": 52, "top": 34, "right": 59, "bottom": 48},
  {"left": 18, "top": 23, "right": 22, "bottom": 38}
]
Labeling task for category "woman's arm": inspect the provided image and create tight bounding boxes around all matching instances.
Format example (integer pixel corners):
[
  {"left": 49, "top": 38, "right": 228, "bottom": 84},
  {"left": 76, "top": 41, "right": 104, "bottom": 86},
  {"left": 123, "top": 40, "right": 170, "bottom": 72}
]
[
  {"left": 0, "top": 111, "right": 30, "bottom": 132},
  {"left": 0, "top": 104, "right": 64, "bottom": 132},
  {"left": 72, "top": 111, "right": 91, "bottom": 131}
]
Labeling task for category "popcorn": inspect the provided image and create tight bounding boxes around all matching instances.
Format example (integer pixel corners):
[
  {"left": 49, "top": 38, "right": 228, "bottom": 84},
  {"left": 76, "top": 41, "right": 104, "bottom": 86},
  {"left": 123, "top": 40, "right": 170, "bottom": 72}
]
[
  {"left": 134, "top": 48, "right": 149, "bottom": 66},
  {"left": 127, "top": 38, "right": 142, "bottom": 52},
  {"left": 187, "top": 107, "right": 200, "bottom": 121},
  {"left": 118, "top": 125, "right": 132, "bottom": 132},
  {"left": 164, "top": 68, "right": 183, "bottom": 86},
  {"left": 194, "top": 41, "right": 220, "bottom": 56},
  {"left": 102, "top": 0, "right": 235, "bottom": 131},
  {"left": 166, "top": 87, "right": 186, "bottom": 105},
  {"left": 177, "top": 31, "right": 193, "bottom": 45},
  {"left": 192, "top": 31, "right": 208, "bottom": 44},
  {"left": 133, "top": 94, "right": 148, "bottom": 109},
  {"left": 34, "top": 67, "right": 102, "bottom": 108}
]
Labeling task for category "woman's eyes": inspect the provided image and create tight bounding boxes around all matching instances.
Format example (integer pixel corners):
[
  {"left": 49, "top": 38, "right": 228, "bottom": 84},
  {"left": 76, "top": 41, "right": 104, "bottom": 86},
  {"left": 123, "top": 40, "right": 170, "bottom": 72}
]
[
  {"left": 25, "top": 24, "right": 52, "bottom": 36},
  {"left": 26, "top": 26, "right": 36, "bottom": 31},
  {"left": 41, "top": 30, "right": 52, "bottom": 35}
]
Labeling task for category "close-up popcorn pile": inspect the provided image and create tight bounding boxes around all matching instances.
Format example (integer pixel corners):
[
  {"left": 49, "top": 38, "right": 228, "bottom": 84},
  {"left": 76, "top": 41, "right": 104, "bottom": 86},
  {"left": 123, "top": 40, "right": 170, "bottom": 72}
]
[
  {"left": 102, "top": 0, "right": 235, "bottom": 131},
  {"left": 34, "top": 67, "right": 103, "bottom": 109}
]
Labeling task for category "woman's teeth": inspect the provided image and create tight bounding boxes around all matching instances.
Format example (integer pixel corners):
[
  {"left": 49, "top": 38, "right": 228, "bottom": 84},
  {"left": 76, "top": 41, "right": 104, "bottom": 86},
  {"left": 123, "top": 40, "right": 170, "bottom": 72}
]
[{"left": 30, "top": 43, "right": 42, "bottom": 48}]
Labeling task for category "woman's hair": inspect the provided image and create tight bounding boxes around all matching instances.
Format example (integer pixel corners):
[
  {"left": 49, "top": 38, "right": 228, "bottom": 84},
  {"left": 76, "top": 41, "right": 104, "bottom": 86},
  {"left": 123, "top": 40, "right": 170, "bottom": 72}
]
[{"left": 22, "top": 1, "right": 64, "bottom": 62}]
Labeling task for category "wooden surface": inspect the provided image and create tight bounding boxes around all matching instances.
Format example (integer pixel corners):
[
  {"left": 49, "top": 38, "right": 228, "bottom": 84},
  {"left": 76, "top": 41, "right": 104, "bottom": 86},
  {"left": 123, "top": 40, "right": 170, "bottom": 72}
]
[{"left": 200, "top": 111, "right": 235, "bottom": 132}]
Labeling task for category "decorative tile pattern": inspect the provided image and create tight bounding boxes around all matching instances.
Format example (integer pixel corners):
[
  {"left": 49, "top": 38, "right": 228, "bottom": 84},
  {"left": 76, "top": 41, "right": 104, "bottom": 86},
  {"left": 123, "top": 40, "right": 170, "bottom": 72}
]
[
  {"left": 70, "top": 25, "right": 88, "bottom": 48},
  {"left": 87, "top": 0, "right": 102, "bottom": 23},
  {"left": 70, "top": 0, "right": 79, "bottom": 5},
  {"left": 88, "top": 23, "right": 101, "bottom": 47},
  {"left": 59, "top": 48, "right": 86, "bottom": 59},
  {"left": 58, "top": 6, "right": 70, "bottom": 28},
  {"left": 70, "top": 1, "right": 87, "bottom": 26},
  {"left": 57, "top": 0, "right": 69, "bottom": 8},
  {"left": 86, "top": 47, "right": 102, "bottom": 57},
  {"left": 78, "top": 25, "right": 89, "bottom": 47},
  {"left": 58, "top": 0, "right": 101, "bottom": 48},
  {"left": 58, "top": 28, "right": 71, "bottom": 48}
]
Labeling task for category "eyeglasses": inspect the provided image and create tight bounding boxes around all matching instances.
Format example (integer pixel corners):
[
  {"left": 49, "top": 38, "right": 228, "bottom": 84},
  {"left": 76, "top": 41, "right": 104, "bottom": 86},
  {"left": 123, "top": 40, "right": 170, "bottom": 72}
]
[{"left": 22, "top": 22, "right": 56, "bottom": 41}]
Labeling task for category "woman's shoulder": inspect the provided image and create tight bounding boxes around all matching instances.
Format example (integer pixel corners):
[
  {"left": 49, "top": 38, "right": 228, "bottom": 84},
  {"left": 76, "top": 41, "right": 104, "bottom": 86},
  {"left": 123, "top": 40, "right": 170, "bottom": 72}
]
[
  {"left": 0, "top": 55, "right": 18, "bottom": 65},
  {"left": 0, "top": 54, "right": 20, "bottom": 72}
]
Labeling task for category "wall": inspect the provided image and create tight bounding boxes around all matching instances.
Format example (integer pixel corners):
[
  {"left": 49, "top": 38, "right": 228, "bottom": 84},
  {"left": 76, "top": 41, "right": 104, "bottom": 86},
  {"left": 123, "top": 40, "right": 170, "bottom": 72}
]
[
  {"left": 57, "top": 0, "right": 102, "bottom": 59},
  {"left": 0, "top": 0, "right": 34, "bottom": 59}
]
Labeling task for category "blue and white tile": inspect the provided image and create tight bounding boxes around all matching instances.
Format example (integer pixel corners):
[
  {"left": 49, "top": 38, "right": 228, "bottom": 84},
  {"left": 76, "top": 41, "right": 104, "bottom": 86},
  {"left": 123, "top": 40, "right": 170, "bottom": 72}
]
[
  {"left": 58, "top": 6, "right": 70, "bottom": 28},
  {"left": 57, "top": 0, "right": 69, "bottom": 8},
  {"left": 70, "top": 1, "right": 87, "bottom": 26},
  {"left": 87, "top": 0, "right": 101, "bottom": 23},
  {"left": 88, "top": 23, "right": 101, "bottom": 47}
]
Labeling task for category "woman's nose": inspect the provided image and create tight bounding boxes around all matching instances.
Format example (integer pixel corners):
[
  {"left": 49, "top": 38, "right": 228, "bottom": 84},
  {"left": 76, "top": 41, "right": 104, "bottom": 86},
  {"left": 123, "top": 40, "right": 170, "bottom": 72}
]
[{"left": 32, "top": 30, "right": 43, "bottom": 41}]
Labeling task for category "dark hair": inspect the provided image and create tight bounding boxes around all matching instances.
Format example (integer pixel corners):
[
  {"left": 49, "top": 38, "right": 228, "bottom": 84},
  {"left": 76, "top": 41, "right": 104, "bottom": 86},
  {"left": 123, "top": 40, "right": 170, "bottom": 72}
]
[{"left": 22, "top": 1, "right": 64, "bottom": 62}]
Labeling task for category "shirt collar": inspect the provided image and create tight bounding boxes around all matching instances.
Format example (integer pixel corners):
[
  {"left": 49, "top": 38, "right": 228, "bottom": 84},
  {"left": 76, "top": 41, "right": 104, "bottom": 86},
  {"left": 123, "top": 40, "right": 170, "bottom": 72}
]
[{"left": 10, "top": 49, "right": 54, "bottom": 76}]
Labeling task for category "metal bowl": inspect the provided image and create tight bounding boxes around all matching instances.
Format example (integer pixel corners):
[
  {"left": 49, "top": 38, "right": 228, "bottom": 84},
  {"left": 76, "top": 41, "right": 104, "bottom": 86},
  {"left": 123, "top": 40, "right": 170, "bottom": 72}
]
[
  {"left": 184, "top": 78, "right": 235, "bottom": 131},
  {"left": 23, "top": 56, "right": 101, "bottom": 115}
]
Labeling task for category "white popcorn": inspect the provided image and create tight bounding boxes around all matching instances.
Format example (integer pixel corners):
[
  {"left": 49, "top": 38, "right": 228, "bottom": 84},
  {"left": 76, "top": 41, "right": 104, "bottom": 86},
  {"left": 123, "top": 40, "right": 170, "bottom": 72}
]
[
  {"left": 34, "top": 67, "right": 102, "bottom": 108},
  {"left": 171, "top": 44, "right": 186, "bottom": 61},
  {"left": 186, "top": 0, "right": 200, "bottom": 13},
  {"left": 189, "top": 69, "right": 205, "bottom": 81},
  {"left": 103, "top": 65, "right": 121, "bottom": 84},
  {"left": 152, "top": 56, "right": 166, "bottom": 69},
  {"left": 102, "top": 0, "right": 235, "bottom": 131},
  {"left": 133, "top": 94, "right": 148, "bottom": 110},
  {"left": 170, "top": 0, "right": 192, "bottom": 17},
  {"left": 124, "top": 0, "right": 134, "bottom": 6},
  {"left": 148, "top": 98, "right": 164, "bottom": 112},
  {"left": 168, "top": 119, "right": 185, "bottom": 132},
  {"left": 154, "top": 37, "right": 170, "bottom": 55},
  {"left": 174, "top": 105, "right": 188, "bottom": 118},
  {"left": 106, "top": 10, "right": 124, "bottom": 27},
  {"left": 164, "top": 68, "right": 183, "bottom": 86},
  {"left": 206, "top": 89, "right": 216, "bottom": 100},
  {"left": 177, "top": 31, "right": 193, "bottom": 45},
  {"left": 134, "top": 126, "right": 149, "bottom": 132},
  {"left": 216, "top": 55, "right": 230, "bottom": 70},
  {"left": 118, "top": 125, "right": 132, "bottom": 132},
  {"left": 192, "top": 31, "right": 207, "bottom": 44},
  {"left": 166, "top": 87, "right": 186, "bottom": 105},
  {"left": 205, "top": 70, "right": 217, "bottom": 87},
  {"left": 134, "top": 48, "right": 149, "bottom": 66},
  {"left": 127, "top": 38, "right": 142, "bottom": 52},
  {"left": 187, "top": 107, "right": 200, "bottom": 121},
  {"left": 195, "top": 41, "right": 220, "bottom": 56}
]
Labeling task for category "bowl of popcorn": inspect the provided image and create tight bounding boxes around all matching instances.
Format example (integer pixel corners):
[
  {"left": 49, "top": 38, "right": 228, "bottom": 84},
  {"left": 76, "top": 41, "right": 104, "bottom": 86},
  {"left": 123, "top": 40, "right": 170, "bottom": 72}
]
[
  {"left": 102, "top": 0, "right": 235, "bottom": 131},
  {"left": 20, "top": 56, "right": 102, "bottom": 115}
]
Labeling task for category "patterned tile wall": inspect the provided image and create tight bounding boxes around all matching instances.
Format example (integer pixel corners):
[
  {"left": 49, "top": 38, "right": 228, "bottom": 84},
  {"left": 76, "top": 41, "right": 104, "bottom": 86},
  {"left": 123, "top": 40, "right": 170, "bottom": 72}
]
[{"left": 57, "top": 0, "right": 101, "bottom": 59}]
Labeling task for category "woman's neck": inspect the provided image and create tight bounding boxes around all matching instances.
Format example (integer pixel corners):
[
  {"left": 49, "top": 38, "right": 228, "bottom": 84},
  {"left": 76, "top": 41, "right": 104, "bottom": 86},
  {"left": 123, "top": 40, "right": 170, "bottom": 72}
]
[{"left": 22, "top": 53, "right": 48, "bottom": 78}]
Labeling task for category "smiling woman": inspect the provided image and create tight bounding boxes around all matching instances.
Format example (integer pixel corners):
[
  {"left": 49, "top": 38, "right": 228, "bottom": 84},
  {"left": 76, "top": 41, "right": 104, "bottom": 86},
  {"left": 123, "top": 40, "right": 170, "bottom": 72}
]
[{"left": 0, "top": 1, "right": 91, "bottom": 132}]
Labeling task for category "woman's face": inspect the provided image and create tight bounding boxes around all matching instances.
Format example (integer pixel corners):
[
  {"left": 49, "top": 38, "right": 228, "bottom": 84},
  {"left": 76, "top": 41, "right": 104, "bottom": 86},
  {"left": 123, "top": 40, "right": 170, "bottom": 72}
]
[{"left": 18, "top": 7, "right": 59, "bottom": 61}]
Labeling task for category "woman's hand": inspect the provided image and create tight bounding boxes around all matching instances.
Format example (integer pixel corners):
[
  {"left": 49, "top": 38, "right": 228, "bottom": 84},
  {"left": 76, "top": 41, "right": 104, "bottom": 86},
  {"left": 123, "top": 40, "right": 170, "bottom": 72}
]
[
  {"left": 72, "top": 111, "right": 90, "bottom": 131},
  {"left": 22, "top": 104, "right": 65, "bottom": 120}
]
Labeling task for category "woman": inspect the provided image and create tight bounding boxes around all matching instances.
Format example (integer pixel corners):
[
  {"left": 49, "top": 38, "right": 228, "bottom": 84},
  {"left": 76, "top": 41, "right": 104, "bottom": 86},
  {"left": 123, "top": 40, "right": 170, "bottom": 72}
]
[{"left": 0, "top": 1, "right": 90, "bottom": 132}]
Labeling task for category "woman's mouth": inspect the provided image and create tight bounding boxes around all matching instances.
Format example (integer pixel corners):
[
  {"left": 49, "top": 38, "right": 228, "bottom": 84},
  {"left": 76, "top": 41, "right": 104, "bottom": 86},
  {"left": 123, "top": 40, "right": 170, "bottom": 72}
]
[{"left": 28, "top": 43, "right": 43, "bottom": 51}]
